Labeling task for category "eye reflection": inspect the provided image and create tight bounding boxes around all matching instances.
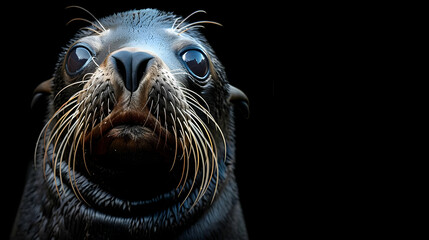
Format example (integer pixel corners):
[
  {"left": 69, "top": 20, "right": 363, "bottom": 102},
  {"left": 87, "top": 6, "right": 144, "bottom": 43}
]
[
  {"left": 181, "top": 49, "right": 209, "bottom": 80},
  {"left": 66, "top": 46, "right": 93, "bottom": 75}
]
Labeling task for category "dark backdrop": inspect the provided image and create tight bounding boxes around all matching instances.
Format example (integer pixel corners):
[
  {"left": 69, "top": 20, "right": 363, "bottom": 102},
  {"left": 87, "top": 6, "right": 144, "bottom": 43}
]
[{"left": 2, "top": 1, "right": 276, "bottom": 239}]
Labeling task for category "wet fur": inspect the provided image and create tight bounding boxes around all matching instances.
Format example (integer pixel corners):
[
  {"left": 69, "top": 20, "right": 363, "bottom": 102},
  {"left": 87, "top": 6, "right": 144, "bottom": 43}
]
[{"left": 11, "top": 8, "right": 247, "bottom": 239}]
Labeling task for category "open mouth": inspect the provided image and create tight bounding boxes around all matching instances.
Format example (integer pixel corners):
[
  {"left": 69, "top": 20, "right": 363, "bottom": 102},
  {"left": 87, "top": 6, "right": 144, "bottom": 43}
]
[
  {"left": 77, "top": 110, "right": 188, "bottom": 202},
  {"left": 86, "top": 110, "right": 179, "bottom": 163}
]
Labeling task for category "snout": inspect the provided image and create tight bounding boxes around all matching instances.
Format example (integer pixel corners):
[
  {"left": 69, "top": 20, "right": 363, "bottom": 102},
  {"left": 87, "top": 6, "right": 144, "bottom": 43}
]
[{"left": 110, "top": 50, "right": 155, "bottom": 93}]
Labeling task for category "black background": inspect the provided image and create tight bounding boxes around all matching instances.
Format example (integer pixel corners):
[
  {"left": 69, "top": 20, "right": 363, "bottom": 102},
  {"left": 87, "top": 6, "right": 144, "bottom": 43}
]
[
  {"left": 2, "top": 1, "right": 277, "bottom": 239},
  {"left": 1, "top": 2, "right": 409, "bottom": 238}
]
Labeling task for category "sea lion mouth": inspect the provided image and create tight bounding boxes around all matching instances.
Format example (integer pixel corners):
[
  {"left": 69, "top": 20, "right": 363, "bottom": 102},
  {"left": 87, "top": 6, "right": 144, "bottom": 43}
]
[
  {"left": 86, "top": 110, "right": 178, "bottom": 162},
  {"left": 79, "top": 110, "right": 187, "bottom": 201}
]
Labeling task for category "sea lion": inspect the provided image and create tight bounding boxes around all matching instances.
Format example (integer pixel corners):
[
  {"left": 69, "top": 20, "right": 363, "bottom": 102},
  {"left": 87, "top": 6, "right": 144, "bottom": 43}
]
[{"left": 11, "top": 8, "right": 249, "bottom": 239}]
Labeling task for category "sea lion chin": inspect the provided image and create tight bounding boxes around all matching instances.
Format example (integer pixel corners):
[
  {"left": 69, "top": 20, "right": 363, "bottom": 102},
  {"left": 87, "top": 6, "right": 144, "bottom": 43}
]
[{"left": 12, "top": 8, "right": 249, "bottom": 240}]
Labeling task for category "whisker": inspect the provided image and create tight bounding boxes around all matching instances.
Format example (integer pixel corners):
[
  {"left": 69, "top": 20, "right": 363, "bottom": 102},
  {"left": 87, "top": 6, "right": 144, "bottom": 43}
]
[
  {"left": 54, "top": 81, "right": 88, "bottom": 102},
  {"left": 42, "top": 98, "right": 79, "bottom": 171},
  {"left": 66, "top": 6, "right": 106, "bottom": 32},
  {"left": 169, "top": 112, "right": 179, "bottom": 172},
  {"left": 178, "top": 21, "right": 222, "bottom": 35},
  {"left": 176, "top": 120, "right": 190, "bottom": 194},
  {"left": 173, "top": 10, "right": 206, "bottom": 30},
  {"left": 67, "top": 18, "right": 105, "bottom": 33},
  {"left": 80, "top": 27, "right": 103, "bottom": 35},
  {"left": 180, "top": 87, "right": 211, "bottom": 114},
  {"left": 52, "top": 109, "right": 81, "bottom": 197}
]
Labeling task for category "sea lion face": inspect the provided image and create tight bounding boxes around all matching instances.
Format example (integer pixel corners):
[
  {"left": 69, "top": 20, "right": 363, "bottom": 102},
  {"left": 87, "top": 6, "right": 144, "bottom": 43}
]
[{"left": 40, "top": 9, "right": 247, "bottom": 222}]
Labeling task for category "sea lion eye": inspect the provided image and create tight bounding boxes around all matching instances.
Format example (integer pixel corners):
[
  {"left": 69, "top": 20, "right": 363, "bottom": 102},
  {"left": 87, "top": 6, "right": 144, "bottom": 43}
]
[
  {"left": 181, "top": 49, "right": 210, "bottom": 80},
  {"left": 66, "top": 45, "right": 93, "bottom": 75}
]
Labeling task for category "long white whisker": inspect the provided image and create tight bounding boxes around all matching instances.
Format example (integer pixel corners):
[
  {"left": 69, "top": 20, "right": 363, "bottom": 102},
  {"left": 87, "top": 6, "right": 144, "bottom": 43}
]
[
  {"left": 66, "top": 6, "right": 106, "bottom": 32},
  {"left": 173, "top": 10, "right": 206, "bottom": 30}
]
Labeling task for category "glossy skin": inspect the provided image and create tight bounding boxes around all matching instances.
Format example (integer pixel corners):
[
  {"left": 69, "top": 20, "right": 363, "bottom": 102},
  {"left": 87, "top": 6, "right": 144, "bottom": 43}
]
[{"left": 11, "top": 9, "right": 248, "bottom": 239}]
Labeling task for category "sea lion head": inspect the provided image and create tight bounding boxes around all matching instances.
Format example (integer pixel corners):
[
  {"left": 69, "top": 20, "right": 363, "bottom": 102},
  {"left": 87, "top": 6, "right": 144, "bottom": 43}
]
[{"left": 34, "top": 8, "right": 248, "bottom": 234}]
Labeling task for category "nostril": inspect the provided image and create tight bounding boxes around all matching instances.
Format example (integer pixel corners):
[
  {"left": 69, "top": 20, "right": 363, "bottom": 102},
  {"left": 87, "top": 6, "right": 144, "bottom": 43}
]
[
  {"left": 135, "top": 59, "right": 149, "bottom": 88},
  {"left": 111, "top": 51, "right": 154, "bottom": 92},
  {"left": 111, "top": 51, "right": 133, "bottom": 91},
  {"left": 115, "top": 58, "right": 127, "bottom": 81},
  {"left": 132, "top": 52, "right": 154, "bottom": 90}
]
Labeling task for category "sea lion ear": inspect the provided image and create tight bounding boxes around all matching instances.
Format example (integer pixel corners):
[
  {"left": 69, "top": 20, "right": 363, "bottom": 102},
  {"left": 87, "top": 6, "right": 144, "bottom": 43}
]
[
  {"left": 228, "top": 85, "right": 250, "bottom": 119},
  {"left": 31, "top": 78, "right": 53, "bottom": 110}
]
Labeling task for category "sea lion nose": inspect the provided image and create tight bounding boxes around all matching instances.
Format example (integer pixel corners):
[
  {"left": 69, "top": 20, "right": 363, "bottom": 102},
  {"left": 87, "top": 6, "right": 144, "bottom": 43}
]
[{"left": 111, "top": 50, "right": 154, "bottom": 92}]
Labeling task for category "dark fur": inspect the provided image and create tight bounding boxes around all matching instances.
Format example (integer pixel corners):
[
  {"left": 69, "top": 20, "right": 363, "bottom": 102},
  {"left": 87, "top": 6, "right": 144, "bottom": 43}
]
[{"left": 11, "top": 9, "right": 247, "bottom": 239}]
